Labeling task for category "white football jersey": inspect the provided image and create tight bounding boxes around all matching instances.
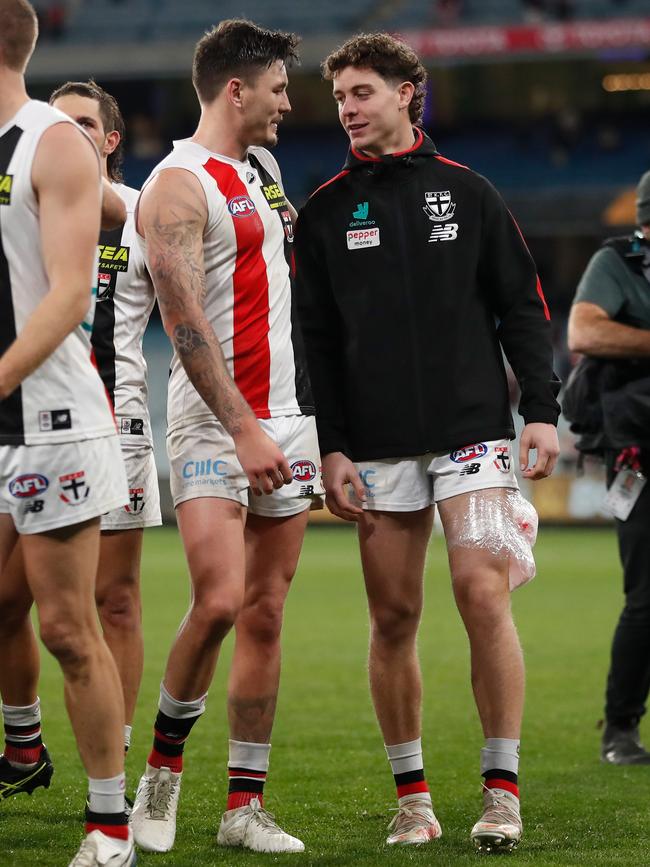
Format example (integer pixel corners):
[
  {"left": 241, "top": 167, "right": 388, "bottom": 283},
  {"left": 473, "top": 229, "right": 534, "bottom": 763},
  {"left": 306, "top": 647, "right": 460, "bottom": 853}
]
[
  {"left": 93, "top": 183, "right": 155, "bottom": 446},
  {"left": 0, "top": 100, "right": 115, "bottom": 446},
  {"left": 139, "top": 139, "right": 313, "bottom": 434}
]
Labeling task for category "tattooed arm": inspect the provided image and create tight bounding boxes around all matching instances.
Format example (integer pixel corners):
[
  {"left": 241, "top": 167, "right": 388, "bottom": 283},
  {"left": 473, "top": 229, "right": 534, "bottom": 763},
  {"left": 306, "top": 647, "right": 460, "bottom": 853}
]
[{"left": 137, "top": 168, "right": 291, "bottom": 493}]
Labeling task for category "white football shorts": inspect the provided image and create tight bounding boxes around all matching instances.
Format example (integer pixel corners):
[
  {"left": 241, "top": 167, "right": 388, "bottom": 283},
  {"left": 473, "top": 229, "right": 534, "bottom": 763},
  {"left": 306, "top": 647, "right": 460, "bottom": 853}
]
[
  {"left": 0, "top": 434, "right": 128, "bottom": 534},
  {"left": 168, "top": 414, "right": 324, "bottom": 517},
  {"left": 352, "top": 439, "right": 518, "bottom": 511},
  {"left": 100, "top": 446, "right": 162, "bottom": 531}
]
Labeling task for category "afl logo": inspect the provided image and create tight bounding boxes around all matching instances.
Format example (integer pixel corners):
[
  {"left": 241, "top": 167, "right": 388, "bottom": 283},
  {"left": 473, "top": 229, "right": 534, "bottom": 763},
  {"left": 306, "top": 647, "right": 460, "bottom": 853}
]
[
  {"left": 291, "top": 460, "right": 316, "bottom": 482},
  {"left": 9, "top": 473, "right": 49, "bottom": 498},
  {"left": 450, "top": 443, "right": 488, "bottom": 463},
  {"left": 228, "top": 196, "right": 257, "bottom": 217}
]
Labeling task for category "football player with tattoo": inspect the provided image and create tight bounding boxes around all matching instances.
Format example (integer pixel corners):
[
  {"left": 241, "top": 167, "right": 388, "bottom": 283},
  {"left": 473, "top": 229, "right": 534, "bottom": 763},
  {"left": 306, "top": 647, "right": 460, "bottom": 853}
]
[{"left": 130, "top": 19, "right": 321, "bottom": 855}]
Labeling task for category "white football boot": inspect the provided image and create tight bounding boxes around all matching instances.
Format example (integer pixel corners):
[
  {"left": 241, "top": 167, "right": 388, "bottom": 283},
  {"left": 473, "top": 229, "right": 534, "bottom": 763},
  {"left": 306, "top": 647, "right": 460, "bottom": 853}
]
[
  {"left": 217, "top": 796, "right": 304, "bottom": 853},
  {"left": 470, "top": 786, "right": 522, "bottom": 853},
  {"left": 129, "top": 763, "right": 181, "bottom": 852},
  {"left": 68, "top": 829, "right": 136, "bottom": 866},
  {"left": 386, "top": 795, "right": 442, "bottom": 845}
]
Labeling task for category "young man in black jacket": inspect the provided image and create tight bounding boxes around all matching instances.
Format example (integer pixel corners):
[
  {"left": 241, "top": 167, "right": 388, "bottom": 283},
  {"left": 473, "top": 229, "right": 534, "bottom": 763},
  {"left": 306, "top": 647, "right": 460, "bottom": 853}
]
[{"left": 294, "top": 33, "right": 560, "bottom": 853}]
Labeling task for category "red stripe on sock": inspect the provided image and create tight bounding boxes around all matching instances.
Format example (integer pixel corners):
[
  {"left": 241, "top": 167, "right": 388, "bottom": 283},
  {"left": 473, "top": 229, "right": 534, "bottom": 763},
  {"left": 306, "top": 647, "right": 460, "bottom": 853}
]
[
  {"left": 227, "top": 791, "right": 264, "bottom": 811},
  {"left": 485, "top": 778, "right": 519, "bottom": 798},
  {"left": 85, "top": 822, "right": 129, "bottom": 840},
  {"left": 228, "top": 769, "right": 267, "bottom": 779},
  {"left": 397, "top": 780, "right": 430, "bottom": 799},
  {"left": 4, "top": 744, "right": 42, "bottom": 764},
  {"left": 147, "top": 747, "right": 183, "bottom": 773}
]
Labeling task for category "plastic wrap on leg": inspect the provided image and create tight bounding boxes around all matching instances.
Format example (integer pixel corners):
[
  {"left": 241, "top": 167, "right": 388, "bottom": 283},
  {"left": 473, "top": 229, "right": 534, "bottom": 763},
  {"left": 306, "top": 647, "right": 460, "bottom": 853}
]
[{"left": 445, "top": 489, "right": 538, "bottom": 591}]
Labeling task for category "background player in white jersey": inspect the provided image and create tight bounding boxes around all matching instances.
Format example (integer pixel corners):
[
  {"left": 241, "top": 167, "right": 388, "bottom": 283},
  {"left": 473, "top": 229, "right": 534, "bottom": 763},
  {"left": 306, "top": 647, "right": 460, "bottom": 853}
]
[
  {"left": 0, "top": 2, "right": 133, "bottom": 865},
  {"left": 130, "top": 19, "right": 321, "bottom": 855},
  {"left": 0, "top": 81, "right": 160, "bottom": 789}
]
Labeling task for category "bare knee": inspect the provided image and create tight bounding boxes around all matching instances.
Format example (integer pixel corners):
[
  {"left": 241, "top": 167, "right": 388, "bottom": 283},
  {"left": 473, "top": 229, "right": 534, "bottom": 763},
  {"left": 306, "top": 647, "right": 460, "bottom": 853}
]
[
  {"left": 39, "top": 618, "right": 95, "bottom": 676},
  {"left": 370, "top": 598, "right": 422, "bottom": 646},
  {"left": 0, "top": 595, "right": 32, "bottom": 637},
  {"left": 238, "top": 594, "right": 285, "bottom": 645},
  {"left": 453, "top": 570, "right": 509, "bottom": 625},
  {"left": 96, "top": 580, "right": 141, "bottom": 632},
  {"left": 190, "top": 593, "right": 241, "bottom": 643}
]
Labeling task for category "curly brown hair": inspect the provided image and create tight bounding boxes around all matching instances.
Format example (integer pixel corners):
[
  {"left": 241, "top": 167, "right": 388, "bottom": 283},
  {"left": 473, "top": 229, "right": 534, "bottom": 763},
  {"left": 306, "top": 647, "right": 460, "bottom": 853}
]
[{"left": 322, "top": 33, "right": 427, "bottom": 126}]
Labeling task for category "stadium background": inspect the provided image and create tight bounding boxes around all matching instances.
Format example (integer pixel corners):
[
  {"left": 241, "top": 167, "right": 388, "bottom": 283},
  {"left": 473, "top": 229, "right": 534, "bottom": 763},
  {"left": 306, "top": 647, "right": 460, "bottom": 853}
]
[
  {"left": 22, "top": 0, "right": 650, "bottom": 526},
  {"left": 9, "top": 3, "right": 650, "bottom": 865}
]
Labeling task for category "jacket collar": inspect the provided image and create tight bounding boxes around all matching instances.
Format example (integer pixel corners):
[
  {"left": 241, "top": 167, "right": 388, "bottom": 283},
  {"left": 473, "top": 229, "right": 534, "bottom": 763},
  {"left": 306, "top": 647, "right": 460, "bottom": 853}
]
[{"left": 344, "top": 127, "right": 437, "bottom": 170}]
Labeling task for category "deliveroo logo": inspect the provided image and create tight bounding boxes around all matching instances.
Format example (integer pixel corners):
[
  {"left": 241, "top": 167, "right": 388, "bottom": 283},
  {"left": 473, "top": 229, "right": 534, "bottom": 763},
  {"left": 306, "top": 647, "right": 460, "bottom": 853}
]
[
  {"left": 349, "top": 201, "right": 375, "bottom": 228},
  {"left": 353, "top": 202, "right": 369, "bottom": 220}
]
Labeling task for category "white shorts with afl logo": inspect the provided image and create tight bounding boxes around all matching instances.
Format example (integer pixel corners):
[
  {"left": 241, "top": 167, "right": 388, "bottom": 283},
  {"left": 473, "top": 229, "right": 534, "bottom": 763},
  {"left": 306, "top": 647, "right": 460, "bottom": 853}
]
[
  {"left": 168, "top": 414, "right": 324, "bottom": 517},
  {"left": 0, "top": 435, "right": 129, "bottom": 534},
  {"left": 352, "top": 438, "right": 518, "bottom": 511}
]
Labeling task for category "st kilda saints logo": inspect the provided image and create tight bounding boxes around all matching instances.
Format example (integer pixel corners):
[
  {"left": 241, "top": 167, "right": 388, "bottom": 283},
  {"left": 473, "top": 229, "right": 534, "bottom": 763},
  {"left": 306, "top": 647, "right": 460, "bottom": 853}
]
[
  {"left": 59, "top": 471, "right": 90, "bottom": 506},
  {"left": 125, "top": 487, "right": 146, "bottom": 514},
  {"left": 423, "top": 190, "right": 458, "bottom": 243}
]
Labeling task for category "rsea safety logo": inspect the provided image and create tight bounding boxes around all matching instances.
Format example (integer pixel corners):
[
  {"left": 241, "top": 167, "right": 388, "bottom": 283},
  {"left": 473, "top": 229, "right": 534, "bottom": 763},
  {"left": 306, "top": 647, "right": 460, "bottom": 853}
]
[
  {"left": 97, "top": 244, "right": 129, "bottom": 272},
  {"left": 450, "top": 443, "right": 488, "bottom": 463},
  {"left": 0, "top": 174, "right": 12, "bottom": 206},
  {"left": 9, "top": 474, "right": 49, "bottom": 498},
  {"left": 291, "top": 460, "right": 316, "bottom": 483},
  {"left": 261, "top": 182, "right": 287, "bottom": 211},
  {"left": 228, "top": 196, "right": 257, "bottom": 218}
]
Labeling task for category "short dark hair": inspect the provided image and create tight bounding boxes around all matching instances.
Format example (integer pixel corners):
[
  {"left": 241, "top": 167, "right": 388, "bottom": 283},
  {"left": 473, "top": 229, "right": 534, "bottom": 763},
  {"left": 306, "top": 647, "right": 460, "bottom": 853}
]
[
  {"left": 0, "top": 0, "right": 38, "bottom": 73},
  {"left": 192, "top": 19, "right": 299, "bottom": 104},
  {"left": 322, "top": 33, "right": 427, "bottom": 125},
  {"left": 49, "top": 80, "right": 125, "bottom": 183}
]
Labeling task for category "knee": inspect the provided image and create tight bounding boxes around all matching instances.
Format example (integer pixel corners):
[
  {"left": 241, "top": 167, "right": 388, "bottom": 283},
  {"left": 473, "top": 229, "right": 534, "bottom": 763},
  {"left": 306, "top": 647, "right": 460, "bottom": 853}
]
[
  {"left": 370, "top": 599, "right": 422, "bottom": 645},
  {"left": 239, "top": 594, "right": 285, "bottom": 645},
  {"left": 453, "top": 572, "right": 508, "bottom": 624},
  {"left": 39, "top": 618, "right": 94, "bottom": 674},
  {"left": 190, "top": 593, "right": 242, "bottom": 642},
  {"left": 96, "top": 580, "right": 141, "bottom": 632},
  {"left": 0, "top": 596, "right": 32, "bottom": 637}
]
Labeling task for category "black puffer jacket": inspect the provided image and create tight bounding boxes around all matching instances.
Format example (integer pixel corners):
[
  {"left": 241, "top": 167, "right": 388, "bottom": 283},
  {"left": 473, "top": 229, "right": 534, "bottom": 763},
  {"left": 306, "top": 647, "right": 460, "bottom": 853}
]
[{"left": 294, "top": 129, "right": 560, "bottom": 461}]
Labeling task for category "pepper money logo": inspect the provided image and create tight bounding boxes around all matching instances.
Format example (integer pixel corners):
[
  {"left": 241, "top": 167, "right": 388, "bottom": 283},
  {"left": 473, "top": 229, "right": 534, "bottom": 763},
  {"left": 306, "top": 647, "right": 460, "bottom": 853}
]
[{"left": 0, "top": 174, "right": 13, "bottom": 206}]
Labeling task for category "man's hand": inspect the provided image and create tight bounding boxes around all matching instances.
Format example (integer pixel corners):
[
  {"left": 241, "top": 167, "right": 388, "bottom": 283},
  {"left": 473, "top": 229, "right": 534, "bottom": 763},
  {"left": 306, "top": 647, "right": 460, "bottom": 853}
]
[
  {"left": 322, "top": 452, "right": 366, "bottom": 521},
  {"left": 233, "top": 419, "right": 292, "bottom": 496},
  {"left": 519, "top": 423, "right": 560, "bottom": 480}
]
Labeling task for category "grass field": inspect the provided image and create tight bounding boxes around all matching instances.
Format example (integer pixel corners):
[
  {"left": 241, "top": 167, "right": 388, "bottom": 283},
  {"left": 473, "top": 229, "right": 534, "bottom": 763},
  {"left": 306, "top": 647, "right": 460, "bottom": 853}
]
[{"left": 2, "top": 525, "right": 650, "bottom": 866}]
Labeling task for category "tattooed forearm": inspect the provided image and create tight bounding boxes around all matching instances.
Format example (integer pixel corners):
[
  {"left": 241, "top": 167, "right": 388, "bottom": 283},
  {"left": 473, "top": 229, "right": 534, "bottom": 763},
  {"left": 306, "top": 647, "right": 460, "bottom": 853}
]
[
  {"left": 173, "top": 323, "right": 209, "bottom": 357},
  {"left": 141, "top": 171, "right": 255, "bottom": 438}
]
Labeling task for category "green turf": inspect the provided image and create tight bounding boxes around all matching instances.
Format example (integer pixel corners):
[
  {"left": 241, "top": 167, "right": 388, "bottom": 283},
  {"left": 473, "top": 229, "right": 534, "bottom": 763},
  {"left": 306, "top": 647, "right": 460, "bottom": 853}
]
[{"left": 2, "top": 526, "right": 649, "bottom": 866}]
